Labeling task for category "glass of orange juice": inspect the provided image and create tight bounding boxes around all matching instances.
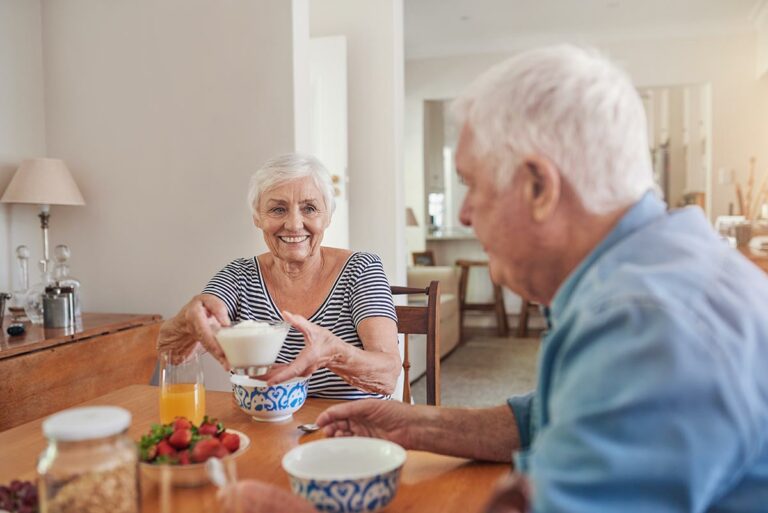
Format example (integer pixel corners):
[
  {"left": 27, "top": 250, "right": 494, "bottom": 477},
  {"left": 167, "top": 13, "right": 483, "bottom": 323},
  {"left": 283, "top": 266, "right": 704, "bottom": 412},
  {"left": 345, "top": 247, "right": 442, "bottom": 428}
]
[{"left": 159, "top": 350, "right": 205, "bottom": 425}]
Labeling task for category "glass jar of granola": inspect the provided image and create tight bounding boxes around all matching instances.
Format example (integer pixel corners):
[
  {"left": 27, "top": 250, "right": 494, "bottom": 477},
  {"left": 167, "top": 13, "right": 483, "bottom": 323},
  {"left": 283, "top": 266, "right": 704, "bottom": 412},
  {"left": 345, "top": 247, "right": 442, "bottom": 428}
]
[{"left": 37, "top": 406, "right": 138, "bottom": 513}]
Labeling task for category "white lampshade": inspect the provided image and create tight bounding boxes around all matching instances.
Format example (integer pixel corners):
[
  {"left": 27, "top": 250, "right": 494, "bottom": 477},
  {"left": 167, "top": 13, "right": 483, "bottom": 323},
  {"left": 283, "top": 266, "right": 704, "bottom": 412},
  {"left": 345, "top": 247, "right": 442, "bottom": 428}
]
[{"left": 1, "top": 158, "right": 85, "bottom": 206}]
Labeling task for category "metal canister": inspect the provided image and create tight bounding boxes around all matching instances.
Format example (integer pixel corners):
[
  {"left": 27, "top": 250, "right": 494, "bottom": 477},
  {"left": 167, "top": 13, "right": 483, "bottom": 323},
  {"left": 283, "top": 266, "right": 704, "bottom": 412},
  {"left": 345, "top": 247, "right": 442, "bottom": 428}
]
[{"left": 43, "top": 284, "right": 75, "bottom": 329}]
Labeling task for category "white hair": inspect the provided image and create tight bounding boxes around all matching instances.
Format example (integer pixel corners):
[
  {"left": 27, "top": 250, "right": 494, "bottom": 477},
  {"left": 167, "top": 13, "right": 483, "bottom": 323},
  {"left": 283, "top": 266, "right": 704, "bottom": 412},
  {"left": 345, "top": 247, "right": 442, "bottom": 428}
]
[
  {"left": 451, "top": 44, "right": 655, "bottom": 214},
  {"left": 247, "top": 153, "right": 336, "bottom": 219}
]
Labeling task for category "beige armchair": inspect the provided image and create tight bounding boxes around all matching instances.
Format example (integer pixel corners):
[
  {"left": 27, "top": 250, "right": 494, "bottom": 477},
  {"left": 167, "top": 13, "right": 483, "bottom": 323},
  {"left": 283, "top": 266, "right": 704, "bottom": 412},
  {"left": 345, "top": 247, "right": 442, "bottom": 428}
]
[{"left": 404, "top": 266, "right": 460, "bottom": 383}]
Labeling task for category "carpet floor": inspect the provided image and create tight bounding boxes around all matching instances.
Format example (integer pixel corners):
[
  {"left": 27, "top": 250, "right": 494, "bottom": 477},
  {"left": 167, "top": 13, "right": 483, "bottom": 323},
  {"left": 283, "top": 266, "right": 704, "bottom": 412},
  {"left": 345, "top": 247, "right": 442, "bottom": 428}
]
[{"left": 411, "top": 327, "right": 541, "bottom": 407}]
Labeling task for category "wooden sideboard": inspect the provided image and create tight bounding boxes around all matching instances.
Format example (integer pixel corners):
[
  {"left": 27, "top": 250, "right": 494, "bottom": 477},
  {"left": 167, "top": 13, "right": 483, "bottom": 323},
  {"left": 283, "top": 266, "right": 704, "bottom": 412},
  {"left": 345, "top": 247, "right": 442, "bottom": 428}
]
[{"left": 0, "top": 313, "right": 162, "bottom": 431}]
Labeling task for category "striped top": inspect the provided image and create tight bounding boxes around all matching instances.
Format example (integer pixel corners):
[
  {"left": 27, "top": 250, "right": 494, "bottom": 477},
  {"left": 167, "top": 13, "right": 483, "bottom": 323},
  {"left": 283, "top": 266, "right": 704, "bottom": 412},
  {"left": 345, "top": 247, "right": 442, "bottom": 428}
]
[{"left": 202, "top": 251, "right": 398, "bottom": 400}]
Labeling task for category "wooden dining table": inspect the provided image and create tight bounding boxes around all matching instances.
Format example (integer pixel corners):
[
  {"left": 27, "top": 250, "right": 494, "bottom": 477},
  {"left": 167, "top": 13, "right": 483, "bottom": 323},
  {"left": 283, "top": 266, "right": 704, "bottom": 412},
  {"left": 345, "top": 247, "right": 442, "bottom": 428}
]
[{"left": 0, "top": 384, "right": 509, "bottom": 512}]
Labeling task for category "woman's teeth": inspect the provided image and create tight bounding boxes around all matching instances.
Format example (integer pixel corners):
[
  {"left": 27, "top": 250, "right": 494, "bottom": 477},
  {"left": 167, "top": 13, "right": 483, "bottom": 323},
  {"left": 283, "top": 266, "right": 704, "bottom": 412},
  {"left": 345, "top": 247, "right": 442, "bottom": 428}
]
[{"left": 279, "top": 236, "right": 309, "bottom": 243}]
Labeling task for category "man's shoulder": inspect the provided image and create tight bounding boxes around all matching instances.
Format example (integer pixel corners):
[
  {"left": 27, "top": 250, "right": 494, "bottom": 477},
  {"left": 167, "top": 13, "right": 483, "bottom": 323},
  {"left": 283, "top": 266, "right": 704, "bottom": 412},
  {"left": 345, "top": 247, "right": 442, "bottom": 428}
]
[{"left": 577, "top": 209, "right": 768, "bottom": 316}]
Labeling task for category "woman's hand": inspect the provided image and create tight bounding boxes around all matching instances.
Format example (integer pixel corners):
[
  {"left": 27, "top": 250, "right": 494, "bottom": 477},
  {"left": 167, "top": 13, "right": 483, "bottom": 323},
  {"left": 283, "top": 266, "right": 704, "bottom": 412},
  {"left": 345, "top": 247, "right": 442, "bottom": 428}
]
[
  {"left": 261, "top": 311, "right": 400, "bottom": 395},
  {"left": 157, "top": 294, "right": 230, "bottom": 367},
  {"left": 259, "top": 310, "right": 340, "bottom": 385},
  {"left": 218, "top": 481, "right": 316, "bottom": 513}
]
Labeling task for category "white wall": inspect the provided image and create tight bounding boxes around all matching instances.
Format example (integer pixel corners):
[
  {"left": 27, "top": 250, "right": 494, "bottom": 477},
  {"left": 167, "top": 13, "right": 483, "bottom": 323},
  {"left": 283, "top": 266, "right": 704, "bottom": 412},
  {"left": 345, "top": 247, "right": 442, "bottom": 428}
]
[
  {"left": 406, "top": 32, "right": 768, "bottom": 252},
  {"left": 309, "top": 36, "right": 350, "bottom": 249},
  {"left": 0, "top": 0, "right": 47, "bottom": 294},
  {"left": 26, "top": 0, "right": 306, "bottom": 320},
  {"left": 310, "top": 0, "right": 406, "bottom": 286}
]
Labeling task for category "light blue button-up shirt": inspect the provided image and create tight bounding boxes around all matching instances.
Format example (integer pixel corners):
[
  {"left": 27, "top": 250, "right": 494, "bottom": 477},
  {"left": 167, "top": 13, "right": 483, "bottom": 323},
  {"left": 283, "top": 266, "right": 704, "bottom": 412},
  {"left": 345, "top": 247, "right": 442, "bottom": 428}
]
[{"left": 508, "top": 192, "right": 768, "bottom": 512}]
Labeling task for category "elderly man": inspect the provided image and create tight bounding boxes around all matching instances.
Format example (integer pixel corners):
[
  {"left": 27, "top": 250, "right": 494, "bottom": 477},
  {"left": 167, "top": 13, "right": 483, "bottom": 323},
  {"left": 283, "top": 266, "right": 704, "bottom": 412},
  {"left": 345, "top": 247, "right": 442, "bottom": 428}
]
[{"left": 223, "top": 45, "right": 768, "bottom": 512}]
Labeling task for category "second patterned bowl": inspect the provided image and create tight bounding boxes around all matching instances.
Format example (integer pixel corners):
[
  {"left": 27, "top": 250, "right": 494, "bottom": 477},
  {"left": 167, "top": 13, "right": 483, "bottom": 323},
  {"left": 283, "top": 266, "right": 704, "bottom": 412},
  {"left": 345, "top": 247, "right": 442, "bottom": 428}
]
[{"left": 230, "top": 374, "right": 309, "bottom": 422}]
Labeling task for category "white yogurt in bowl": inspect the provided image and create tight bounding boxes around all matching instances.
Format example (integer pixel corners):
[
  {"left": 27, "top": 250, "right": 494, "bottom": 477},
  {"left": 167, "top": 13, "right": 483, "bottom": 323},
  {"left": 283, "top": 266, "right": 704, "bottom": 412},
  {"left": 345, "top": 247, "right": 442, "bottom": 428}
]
[{"left": 215, "top": 320, "right": 290, "bottom": 369}]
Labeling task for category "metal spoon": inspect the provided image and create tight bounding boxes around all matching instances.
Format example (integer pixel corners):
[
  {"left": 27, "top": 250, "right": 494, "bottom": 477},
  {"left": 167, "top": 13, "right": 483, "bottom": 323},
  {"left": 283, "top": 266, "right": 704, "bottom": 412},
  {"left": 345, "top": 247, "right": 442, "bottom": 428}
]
[{"left": 297, "top": 423, "right": 320, "bottom": 433}]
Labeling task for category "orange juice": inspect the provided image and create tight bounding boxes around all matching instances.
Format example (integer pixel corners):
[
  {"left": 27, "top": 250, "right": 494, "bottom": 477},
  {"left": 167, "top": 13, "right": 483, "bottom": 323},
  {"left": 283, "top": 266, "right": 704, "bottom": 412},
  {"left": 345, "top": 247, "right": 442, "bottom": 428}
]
[{"left": 159, "top": 383, "right": 205, "bottom": 425}]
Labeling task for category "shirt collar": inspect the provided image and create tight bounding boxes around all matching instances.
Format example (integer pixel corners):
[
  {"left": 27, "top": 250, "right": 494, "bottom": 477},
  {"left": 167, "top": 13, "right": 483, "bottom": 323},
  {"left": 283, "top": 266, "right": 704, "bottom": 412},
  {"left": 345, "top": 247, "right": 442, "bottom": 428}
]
[{"left": 548, "top": 191, "right": 666, "bottom": 326}]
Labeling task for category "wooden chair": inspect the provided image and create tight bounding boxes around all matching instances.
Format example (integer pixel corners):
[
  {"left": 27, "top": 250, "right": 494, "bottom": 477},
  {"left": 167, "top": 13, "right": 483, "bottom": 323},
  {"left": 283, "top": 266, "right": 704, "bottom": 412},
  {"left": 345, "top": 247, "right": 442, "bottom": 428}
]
[
  {"left": 456, "top": 260, "right": 509, "bottom": 341},
  {"left": 391, "top": 281, "right": 440, "bottom": 405},
  {"left": 517, "top": 299, "right": 541, "bottom": 337}
]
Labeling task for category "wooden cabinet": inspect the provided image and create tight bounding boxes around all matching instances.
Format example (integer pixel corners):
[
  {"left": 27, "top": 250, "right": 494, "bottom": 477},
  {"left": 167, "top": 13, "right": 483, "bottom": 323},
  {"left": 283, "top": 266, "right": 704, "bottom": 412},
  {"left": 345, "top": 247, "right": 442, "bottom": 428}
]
[{"left": 0, "top": 313, "right": 162, "bottom": 431}]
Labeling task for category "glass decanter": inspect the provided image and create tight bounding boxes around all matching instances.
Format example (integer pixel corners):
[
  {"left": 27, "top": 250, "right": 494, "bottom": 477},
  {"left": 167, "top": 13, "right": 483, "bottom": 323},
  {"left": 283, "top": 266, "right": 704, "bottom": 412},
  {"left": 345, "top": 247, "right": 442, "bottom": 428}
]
[
  {"left": 8, "top": 245, "right": 30, "bottom": 321},
  {"left": 53, "top": 244, "right": 82, "bottom": 323},
  {"left": 25, "top": 260, "right": 54, "bottom": 325}
]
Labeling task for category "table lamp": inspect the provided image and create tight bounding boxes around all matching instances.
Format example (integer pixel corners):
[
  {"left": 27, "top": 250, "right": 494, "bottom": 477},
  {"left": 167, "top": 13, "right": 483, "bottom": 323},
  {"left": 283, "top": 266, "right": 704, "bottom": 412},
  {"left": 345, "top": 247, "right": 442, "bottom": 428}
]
[{"left": 1, "top": 158, "right": 85, "bottom": 272}]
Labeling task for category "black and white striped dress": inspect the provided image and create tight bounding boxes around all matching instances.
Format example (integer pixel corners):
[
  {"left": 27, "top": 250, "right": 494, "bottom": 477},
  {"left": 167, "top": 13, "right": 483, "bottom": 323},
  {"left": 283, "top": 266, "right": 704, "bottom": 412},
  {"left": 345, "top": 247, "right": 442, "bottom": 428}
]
[{"left": 202, "top": 251, "right": 398, "bottom": 400}]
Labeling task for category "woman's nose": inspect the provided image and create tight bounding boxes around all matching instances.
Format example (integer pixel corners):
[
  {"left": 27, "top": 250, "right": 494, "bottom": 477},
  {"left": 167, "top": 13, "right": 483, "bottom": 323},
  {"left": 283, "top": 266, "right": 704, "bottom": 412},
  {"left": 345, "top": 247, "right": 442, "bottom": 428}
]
[{"left": 285, "top": 209, "right": 303, "bottom": 230}]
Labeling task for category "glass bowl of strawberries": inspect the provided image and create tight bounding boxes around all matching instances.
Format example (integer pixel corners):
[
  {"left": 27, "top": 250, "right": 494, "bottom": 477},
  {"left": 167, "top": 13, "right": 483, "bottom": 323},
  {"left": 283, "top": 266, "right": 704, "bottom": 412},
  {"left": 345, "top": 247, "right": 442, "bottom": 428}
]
[{"left": 138, "top": 416, "right": 250, "bottom": 487}]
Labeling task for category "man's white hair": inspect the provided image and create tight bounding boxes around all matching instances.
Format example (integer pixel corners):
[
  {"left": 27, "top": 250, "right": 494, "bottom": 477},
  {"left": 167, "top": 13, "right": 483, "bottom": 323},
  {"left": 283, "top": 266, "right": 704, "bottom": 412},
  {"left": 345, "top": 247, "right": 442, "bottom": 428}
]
[
  {"left": 451, "top": 44, "right": 655, "bottom": 214},
  {"left": 247, "top": 153, "right": 336, "bottom": 220}
]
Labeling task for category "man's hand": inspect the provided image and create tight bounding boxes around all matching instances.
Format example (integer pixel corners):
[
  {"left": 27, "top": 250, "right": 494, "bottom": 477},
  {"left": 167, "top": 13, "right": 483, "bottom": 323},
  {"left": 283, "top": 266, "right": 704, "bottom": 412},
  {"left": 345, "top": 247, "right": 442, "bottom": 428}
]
[
  {"left": 218, "top": 480, "right": 316, "bottom": 513},
  {"left": 157, "top": 294, "right": 230, "bottom": 367},
  {"left": 315, "top": 399, "right": 417, "bottom": 449}
]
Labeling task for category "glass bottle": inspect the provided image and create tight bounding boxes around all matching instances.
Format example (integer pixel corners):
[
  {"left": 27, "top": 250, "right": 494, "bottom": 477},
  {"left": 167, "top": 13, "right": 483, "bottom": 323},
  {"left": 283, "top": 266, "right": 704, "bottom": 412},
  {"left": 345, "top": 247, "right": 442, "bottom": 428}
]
[
  {"left": 24, "top": 261, "right": 53, "bottom": 325},
  {"left": 52, "top": 245, "right": 82, "bottom": 323},
  {"left": 8, "top": 245, "right": 30, "bottom": 321},
  {"left": 37, "top": 406, "right": 139, "bottom": 513}
]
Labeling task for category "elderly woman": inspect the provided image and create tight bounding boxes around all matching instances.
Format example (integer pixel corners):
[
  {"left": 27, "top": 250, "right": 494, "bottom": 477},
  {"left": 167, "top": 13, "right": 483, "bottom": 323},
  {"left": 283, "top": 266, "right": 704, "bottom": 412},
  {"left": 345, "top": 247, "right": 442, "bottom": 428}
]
[{"left": 157, "top": 154, "right": 401, "bottom": 398}]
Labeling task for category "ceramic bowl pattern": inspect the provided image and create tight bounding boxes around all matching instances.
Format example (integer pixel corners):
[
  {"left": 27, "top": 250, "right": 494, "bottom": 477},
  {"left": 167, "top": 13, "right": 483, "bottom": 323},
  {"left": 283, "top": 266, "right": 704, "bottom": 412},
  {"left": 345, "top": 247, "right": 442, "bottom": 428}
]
[
  {"left": 230, "top": 374, "right": 308, "bottom": 422},
  {"left": 282, "top": 437, "right": 407, "bottom": 513}
]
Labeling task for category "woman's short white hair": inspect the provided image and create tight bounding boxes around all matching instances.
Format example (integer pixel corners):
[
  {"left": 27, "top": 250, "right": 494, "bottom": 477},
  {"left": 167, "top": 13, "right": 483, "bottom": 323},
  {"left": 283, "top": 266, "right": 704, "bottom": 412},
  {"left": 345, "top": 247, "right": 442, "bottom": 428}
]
[
  {"left": 247, "top": 153, "right": 336, "bottom": 219},
  {"left": 451, "top": 44, "right": 655, "bottom": 214}
]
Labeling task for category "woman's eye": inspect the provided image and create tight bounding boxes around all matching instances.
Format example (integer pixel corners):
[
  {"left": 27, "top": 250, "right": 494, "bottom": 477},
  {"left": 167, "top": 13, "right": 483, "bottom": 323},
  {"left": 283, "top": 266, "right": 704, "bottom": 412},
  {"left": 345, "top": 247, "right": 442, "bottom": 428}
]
[
  {"left": 302, "top": 205, "right": 317, "bottom": 214},
  {"left": 270, "top": 207, "right": 286, "bottom": 214}
]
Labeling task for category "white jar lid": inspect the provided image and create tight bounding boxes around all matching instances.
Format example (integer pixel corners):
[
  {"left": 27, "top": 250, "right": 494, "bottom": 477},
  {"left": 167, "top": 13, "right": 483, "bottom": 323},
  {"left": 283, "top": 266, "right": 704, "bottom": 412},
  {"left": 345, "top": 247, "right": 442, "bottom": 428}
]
[{"left": 42, "top": 406, "right": 131, "bottom": 441}]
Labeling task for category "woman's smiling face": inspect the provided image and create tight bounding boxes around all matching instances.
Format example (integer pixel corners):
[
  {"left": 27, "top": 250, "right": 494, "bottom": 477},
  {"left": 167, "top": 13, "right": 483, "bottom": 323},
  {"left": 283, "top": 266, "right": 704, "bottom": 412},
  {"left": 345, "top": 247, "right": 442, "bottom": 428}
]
[{"left": 255, "top": 176, "right": 331, "bottom": 265}]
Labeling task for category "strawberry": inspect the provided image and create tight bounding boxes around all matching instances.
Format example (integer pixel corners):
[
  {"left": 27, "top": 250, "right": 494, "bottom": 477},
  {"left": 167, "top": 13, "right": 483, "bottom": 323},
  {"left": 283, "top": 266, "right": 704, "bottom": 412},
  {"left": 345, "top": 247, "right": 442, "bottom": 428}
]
[
  {"left": 220, "top": 432, "right": 240, "bottom": 453},
  {"left": 178, "top": 450, "right": 191, "bottom": 465},
  {"left": 156, "top": 439, "right": 176, "bottom": 457},
  {"left": 168, "top": 428, "right": 192, "bottom": 450},
  {"left": 172, "top": 418, "right": 192, "bottom": 431},
  {"left": 191, "top": 438, "right": 222, "bottom": 463},
  {"left": 214, "top": 444, "right": 230, "bottom": 459},
  {"left": 198, "top": 422, "right": 218, "bottom": 437}
]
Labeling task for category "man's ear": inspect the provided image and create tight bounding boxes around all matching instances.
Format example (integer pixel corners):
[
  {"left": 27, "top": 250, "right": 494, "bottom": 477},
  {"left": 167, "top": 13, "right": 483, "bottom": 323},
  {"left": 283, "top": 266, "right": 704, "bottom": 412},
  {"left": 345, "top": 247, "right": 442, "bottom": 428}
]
[{"left": 521, "top": 155, "right": 561, "bottom": 222}]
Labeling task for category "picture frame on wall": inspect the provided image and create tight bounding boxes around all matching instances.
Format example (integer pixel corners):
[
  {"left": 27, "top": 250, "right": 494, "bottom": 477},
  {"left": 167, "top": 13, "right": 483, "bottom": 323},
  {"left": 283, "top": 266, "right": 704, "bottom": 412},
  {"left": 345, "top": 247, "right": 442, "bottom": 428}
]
[{"left": 412, "top": 250, "right": 436, "bottom": 266}]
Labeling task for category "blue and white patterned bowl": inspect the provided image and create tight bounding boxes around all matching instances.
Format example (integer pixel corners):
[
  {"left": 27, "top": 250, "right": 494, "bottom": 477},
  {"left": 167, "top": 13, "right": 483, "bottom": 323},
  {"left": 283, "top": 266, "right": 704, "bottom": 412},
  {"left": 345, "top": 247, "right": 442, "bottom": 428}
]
[
  {"left": 230, "top": 374, "right": 308, "bottom": 422},
  {"left": 282, "top": 437, "right": 406, "bottom": 513}
]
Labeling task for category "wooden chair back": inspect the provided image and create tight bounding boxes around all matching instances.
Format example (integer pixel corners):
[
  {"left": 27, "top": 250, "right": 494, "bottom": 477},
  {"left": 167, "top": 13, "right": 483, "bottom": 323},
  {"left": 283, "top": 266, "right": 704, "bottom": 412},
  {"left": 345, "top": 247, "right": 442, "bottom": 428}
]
[{"left": 391, "top": 281, "right": 440, "bottom": 405}]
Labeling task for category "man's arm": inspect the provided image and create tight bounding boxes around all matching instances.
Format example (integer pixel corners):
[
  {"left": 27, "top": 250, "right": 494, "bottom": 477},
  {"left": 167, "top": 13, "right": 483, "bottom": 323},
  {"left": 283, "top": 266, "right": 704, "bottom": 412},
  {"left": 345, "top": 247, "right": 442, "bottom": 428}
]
[
  {"left": 412, "top": 404, "right": 521, "bottom": 462},
  {"left": 317, "top": 401, "right": 522, "bottom": 463}
]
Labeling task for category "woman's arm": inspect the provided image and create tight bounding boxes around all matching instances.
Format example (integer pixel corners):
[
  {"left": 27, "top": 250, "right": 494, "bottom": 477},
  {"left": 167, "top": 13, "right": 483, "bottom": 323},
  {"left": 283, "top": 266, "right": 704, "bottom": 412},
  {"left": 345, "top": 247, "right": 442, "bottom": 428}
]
[
  {"left": 157, "top": 293, "right": 231, "bottom": 366},
  {"left": 326, "top": 316, "right": 401, "bottom": 395},
  {"left": 262, "top": 313, "right": 401, "bottom": 395}
]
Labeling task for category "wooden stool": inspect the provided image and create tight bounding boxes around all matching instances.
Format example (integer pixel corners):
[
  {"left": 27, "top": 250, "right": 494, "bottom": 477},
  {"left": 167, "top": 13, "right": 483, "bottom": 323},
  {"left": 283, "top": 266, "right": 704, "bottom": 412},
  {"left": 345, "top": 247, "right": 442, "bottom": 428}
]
[
  {"left": 456, "top": 260, "right": 509, "bottom": 341},
  {"left": 516, "top": 299, "right": 541, "bottom": 338}
]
